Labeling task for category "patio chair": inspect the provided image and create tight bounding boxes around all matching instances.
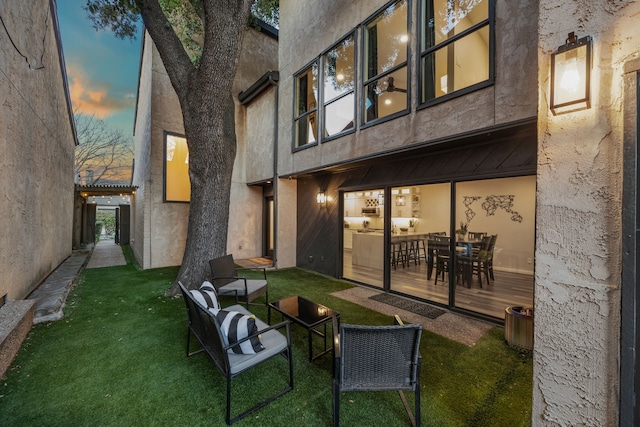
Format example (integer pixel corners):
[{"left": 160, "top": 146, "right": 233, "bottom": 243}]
[
  {"left": 333, "top": 315, "right": 422, "bottom": 427},
  {"left": 209, "top": 254, "right": 268, "bottom": 308},
  {"left": 178, "top": 282, "right": 294, "bottom": 425}
]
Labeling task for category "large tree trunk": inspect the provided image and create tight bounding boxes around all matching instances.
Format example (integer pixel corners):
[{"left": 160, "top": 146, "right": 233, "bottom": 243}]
[
  {"left": 168, "top": 95, "right": 237, "bottom": 294},
  {"left": 136, "top": 0, "right": 254, "bottom": 295}
]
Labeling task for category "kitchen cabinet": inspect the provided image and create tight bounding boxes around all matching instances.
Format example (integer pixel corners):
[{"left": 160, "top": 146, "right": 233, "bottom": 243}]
[
  {"left": 352, "top": 232, "right": 384, "bottom": 268},
  {"left": 343, "top": 229, "right": 356, "bottom": 249}
]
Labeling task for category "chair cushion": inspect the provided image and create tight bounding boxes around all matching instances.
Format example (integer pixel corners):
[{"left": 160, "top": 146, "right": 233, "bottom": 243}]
[
  {"left": 217, "top": 279, "right": 267, "bottom": 296},
  {"left": 190, "top": 281, "right": 220, "bottom": 310},
  {"left": 223, "top": 305, "right": 290, "bottom": 375},
  {"left": 213, "top": 309, "right": 264, "bottom": 354}
]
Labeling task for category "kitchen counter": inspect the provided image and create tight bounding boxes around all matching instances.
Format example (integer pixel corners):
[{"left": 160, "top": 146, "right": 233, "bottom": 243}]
[
  {"left": 352, "top": 231, "right": 429, "bottom": 268},
  {"left": 352, "top": 232, "right": 383, "bottom": 268}
]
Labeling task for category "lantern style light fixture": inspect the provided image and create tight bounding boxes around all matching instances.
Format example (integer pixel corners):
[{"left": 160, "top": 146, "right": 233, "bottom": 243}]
[
  {"left": 316, "top": 191, "right": 327, "bottom": 205},
  {"left": 550, "top": 32, "right": 592, "bottom": 115}
]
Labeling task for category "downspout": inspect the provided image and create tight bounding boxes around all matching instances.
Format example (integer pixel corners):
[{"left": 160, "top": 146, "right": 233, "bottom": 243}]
[{"left": 268, "top": 73, "right": 279, "bottom": 267}]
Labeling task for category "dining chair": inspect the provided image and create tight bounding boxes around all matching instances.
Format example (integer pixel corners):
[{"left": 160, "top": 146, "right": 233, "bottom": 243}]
[
  {"left": 467, "top": 231, "right": 487, "bottom": 241},
  {"left": 432, "top": 236, "right": 451, "bottom": 285},
  {"left": 458, "top": 235, "right": 491, "bottom": 287},
  {"left": 464, "top": 235, "right": 497, "bottom": 286}
]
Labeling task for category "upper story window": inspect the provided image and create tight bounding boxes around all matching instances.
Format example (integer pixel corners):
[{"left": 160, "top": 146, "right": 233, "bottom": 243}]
[
  {"left": 420, "top": 0, "right": 492, "bottom": 104},
  {"left": 363, "top": 0, "right": 409, "bottom": 125},
  {"left": 323, "top": 33, "right": 356, "bottom": 139},
  {"left": 294, "top": 62, "right": 319, "bottom": 149},
  {"left": 164, "top": 132, "right": 190, "bottom": 202}
]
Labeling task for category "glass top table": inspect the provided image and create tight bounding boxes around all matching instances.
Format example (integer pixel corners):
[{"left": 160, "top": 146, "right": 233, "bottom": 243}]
[{"left": 268, "top": 295, "right": 339, "bottom": 362}]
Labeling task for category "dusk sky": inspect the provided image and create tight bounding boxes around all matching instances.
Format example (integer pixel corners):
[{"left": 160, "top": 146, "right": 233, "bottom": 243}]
[{"left": 56, "top": 1, "right": 141, "bottom": 136}]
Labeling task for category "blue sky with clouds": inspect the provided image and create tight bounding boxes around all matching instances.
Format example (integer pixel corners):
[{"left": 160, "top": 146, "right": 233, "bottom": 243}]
[{"left": 56, "top": 1, "right": 141, "bottom": 136}]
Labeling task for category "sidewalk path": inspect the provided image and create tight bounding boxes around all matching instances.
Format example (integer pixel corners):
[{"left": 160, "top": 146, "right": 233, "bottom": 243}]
[
  {"left": 30, "top": 240, "right": 126, "bottom": 324},
  {"left": 29, "top": 248, "right": 91, "bottom": 324},
  {"left": 85, "top": 239, "right": 126, "bottom": 269}
]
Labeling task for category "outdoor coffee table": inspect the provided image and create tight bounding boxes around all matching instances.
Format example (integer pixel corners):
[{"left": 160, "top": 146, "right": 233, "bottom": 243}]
[{"left": 268, "top": 295, "right": 339, "bottom": 362}]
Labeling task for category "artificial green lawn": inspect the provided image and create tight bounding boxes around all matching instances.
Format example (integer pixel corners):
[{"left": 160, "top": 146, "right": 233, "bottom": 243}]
[{"left": 0, "top": 247, "right": 532, "bottom": 426}]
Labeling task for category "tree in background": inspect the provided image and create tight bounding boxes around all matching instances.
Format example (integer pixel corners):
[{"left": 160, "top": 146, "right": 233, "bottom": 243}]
[
  {"left": 85, "top": 0, "right": 277, "bottom": 294},
  {"left": 96, "top": 209, "right": 117, "bottom": 236},
  {"left": 75, "top": 113, "right": 134, "bottom": 185}
]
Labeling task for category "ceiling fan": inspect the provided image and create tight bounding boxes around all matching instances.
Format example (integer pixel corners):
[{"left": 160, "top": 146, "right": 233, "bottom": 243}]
[{"left": 383, "top": 76, "right": 407, "bottom": 93}]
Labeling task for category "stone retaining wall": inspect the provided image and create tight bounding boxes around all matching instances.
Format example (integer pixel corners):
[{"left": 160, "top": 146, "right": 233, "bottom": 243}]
[{"left": 0, "top": 300, "right": 35, "bottom": 378}]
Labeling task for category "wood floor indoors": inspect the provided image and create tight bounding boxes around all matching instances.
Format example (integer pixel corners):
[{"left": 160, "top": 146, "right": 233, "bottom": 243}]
[{"left": 342, "top": 249, "right": 534, "bottom": 320}]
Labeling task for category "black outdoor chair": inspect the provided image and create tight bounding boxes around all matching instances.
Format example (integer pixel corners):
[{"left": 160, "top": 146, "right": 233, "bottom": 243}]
[
  {"left": 178, "top": 282, "right": 293, "bottom": 425},
  {"left": 332, "top": 315, "right": 422, "bottom": 427},
  {"left": 209, "top": 254, "right": 268, "bottom": 308}
]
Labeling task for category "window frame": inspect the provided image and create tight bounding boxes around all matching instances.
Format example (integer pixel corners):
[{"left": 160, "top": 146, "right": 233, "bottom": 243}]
[
  {"left": 360, "top": 0, "right": 411, "bottom": 129},
  {"left": 292, "top": 59, "right": 320, "bottom": 152},
  {"left": 417, "top": 0, "right": 495, "bottom": 109},
  {"left": 163, "top": 131, "right": 190, "bottom": 203},
  {"left": 320, "top": 30, "right": 358, "bottom": 143}
]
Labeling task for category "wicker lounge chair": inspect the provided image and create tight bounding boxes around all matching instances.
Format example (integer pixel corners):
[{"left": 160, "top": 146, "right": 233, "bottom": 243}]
[
  {"left": 178, "top": 282, "right": 293, "bottom": 424},
  {"left": 209, "top": 254, "right": 268, "bottom": 308}
]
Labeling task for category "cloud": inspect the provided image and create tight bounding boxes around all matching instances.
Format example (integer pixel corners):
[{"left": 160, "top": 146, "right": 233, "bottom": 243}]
[{"left": 67, "top": 63, "right": 135, "bottom": 118}]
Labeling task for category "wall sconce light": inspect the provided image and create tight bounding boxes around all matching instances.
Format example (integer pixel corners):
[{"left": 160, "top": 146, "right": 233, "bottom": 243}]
[
  {"left": 550, "top": 32, "right": 592, "bottom": 115},
  {"left": 317, "top": 191, "right": 327, "bottom": 205}
]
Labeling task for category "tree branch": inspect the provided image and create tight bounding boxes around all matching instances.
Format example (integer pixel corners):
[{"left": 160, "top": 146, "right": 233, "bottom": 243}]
[{"left": 134, "top": 0, "right": 196, "bottom": 98}]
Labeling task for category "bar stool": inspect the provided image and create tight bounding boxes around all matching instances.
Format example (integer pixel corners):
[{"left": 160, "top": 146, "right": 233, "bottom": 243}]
[
  {"left": 391, "top": 241, "right": 406, "bottom": 269},
  {"left": 414, "top": 238, "right": 427, "bottom": 265},
  {"left": 403, "top": 239, "right": 417, "bottom": 266}
]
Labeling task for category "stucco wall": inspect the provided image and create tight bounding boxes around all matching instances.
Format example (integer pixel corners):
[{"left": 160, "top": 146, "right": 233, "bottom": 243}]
[
  {"left": 277, "top": 0, "right": 538, "bottom": 176},
  {"left": 535, "top": 0, "right": 639, "bottom": 424},
  {"left": 131, "top": 33, "right": 153, "bottom": 268},
  {"left": 0, "top": 0, "right": 75, "bottom": 299},
  {"left": 132, "top": 26, "right": 278, "bottom": 269},
  {"left": 243, "top": 89, "right": 276, "bottom": 184}
]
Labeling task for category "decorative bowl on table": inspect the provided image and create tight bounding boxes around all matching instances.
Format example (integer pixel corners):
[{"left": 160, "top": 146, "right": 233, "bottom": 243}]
[{"left": 400, "top": 227, "right": 409, "bottom": 232}]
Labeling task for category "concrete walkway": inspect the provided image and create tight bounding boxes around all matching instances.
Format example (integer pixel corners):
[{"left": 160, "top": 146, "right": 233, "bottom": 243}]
[
  {"left": 332, "top": 286, "right": 494, "bottom": 346},
  {"left": 29, "top": 240, "right": 125, "bottom": 324},
  {"left": 85, "top": 239, "right": 126, "bottom": 269}
]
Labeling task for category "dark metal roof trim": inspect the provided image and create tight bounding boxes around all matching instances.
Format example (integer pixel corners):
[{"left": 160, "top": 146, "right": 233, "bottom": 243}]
[
  {"left": 50, "top": 0, "right": 78, "bottom": 146},
  {"left": 253, "top": 19, "right": 278, "bottom": 40},
  {"left": 238, "top": 71, "right": 279, "bottom": 105},
  {"left": 279, "top": 117, "right": 538, "bottom": 179}
]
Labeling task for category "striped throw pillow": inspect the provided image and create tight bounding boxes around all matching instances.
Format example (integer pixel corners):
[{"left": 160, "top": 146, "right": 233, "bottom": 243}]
[
  {"left": 190, "top": 281, "right": 220, "bottom": 310},
  {"left": 215, "top": 310, "right": 264, "bottom": 354}
]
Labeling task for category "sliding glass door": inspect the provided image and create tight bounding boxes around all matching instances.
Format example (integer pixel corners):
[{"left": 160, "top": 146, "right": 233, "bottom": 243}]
[
  {"left": 340, "top": 177, "right": 535, "bottom": 319},
  {"left": 454, "top": 177, "right": 535, "bottom": 318},
  {"left": 342, "top": 189, "right": 384, "bottom": 287},
  {"left": 389, "top": 183, "right": 450, "bottom": 305}
]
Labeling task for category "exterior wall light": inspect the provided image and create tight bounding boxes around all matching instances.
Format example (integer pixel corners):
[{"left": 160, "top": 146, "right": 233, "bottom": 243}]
[
  {"left": 550, "top": 32, "right": 592, "bottom": 115},
  {"left": 317, "top": 191, "right": 327, "bottom": 205}
]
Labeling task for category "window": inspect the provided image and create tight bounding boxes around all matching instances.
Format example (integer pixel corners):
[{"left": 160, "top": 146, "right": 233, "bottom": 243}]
[
  {"left": 420, "top": 0, "right": 492, "bottom": 104},
  {"left": 164, "top": 132, "right": 190, "bottom": 202},
  {"left": 363, "top": 0, "right": 409, "bottom": 124},
  {"left": 294, "top": 62, "right": 319, "bottom": 148},
  {"left": 323, "top": 34, "right": 356, "bottom": 139}
]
